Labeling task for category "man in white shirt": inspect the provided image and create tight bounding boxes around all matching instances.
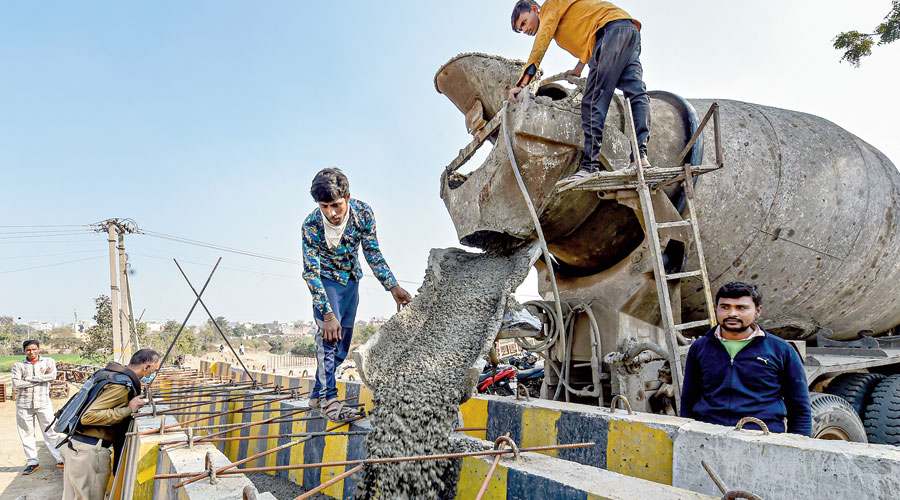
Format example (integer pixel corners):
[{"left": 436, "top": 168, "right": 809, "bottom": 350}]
[{"left": 11, "top": 340, "right": 64, "bottom": 474}]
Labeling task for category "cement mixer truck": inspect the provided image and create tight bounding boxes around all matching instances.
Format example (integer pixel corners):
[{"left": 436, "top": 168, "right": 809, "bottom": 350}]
[{"left": 434, "top": 53, "right": 900, "bottom": 445}]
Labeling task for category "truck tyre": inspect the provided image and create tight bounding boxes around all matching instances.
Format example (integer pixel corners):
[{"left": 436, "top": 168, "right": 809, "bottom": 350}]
[
  {"left": 824, "top": 372, "right": 885, "bottom": 416},
  {"left": 809, "top": 392, "right": 867, "bottom": 442},
  {"left": 863, "top": 374, "right": 900, "bottom": 445}
]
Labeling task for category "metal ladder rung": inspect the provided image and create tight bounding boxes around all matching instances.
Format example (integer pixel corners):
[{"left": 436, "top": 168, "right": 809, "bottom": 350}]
[
  {"left": 656, "top": 219, "right": 692, "bottom": 229},
  {"left": 666, "top": 270, "right": 702, "bottom": 280},
  {"left": 674, "top": 319, "right": 712, "bottom": 331}
]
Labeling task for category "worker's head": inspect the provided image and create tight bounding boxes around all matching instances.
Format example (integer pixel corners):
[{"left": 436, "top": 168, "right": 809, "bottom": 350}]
[
  {"left": 23, "top": 340, "right": 40, "bottom": 361},
  {"left": 511, "top": 0, "right": 540, "bottom": 35},
  {"left": 715, "top": 281, "right": 762, "bottom": 333},
  {"left": 128, "top": 349, "right": 161, "bottom": 380},
  {"left": 311, "top": 168, "right": 351, "bottom": 226}
]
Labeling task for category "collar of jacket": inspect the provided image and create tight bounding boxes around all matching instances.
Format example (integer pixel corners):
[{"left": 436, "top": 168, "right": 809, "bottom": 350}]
[
  {"left": 703, "top": 325, "right": 768, "bottom": 348},
  {"left": 102, "top": 361, "right": 142, "bottom": 393}
]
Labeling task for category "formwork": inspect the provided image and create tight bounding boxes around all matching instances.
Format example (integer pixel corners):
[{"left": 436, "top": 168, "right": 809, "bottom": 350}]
[{"left": 111, "top": 362, "right": 900, "bottom": 500}]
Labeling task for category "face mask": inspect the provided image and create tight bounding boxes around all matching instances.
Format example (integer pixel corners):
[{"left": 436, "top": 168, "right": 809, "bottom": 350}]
[{"left": 140, "top": 373, "right": 155, "bottom": 384}]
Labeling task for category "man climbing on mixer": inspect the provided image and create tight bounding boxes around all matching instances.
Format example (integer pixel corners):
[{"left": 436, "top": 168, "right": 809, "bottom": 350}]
[
  {"left": 508, "top": 0, "right": 651, "bottom": 183},
  {"left": 302, "top": 168, "right": 412, "bottom": 423}
]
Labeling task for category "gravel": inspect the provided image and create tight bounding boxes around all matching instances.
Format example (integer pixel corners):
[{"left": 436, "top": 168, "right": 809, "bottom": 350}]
[{"left": 354, "top": 246, "right": 535, "bottom": 499}]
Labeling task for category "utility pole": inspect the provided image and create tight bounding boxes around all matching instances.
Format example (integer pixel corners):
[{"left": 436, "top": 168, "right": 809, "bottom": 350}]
[{"left": 94, "top": 219, "right": 139, "bottom": 362}]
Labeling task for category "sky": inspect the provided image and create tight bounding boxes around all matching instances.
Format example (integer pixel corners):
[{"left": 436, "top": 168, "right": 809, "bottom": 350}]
[{"left": 1, "top": 1, "right": 898, "bottom": 326}]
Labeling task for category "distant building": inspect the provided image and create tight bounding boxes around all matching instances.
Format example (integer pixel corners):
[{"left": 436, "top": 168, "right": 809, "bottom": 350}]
[
  {"left": 145, "top": 321, "right": 164, "bottom": 333},
  {"left": 369, "top": 317, "right": 388, "bottom": 327}
]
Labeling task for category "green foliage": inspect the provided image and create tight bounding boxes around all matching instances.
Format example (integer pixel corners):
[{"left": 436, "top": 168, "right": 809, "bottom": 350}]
[
  {"left": 233, "top": 324, "right": 248, "bottom": 338},
  {"left": 0, "top": 353, "right": 90, "bottom": 372},
  {"left": 290, "top": 338, "right": 317, "bottom": 356},
  {"left": 268, "top": 337, "right": 286, "bottom": 354},
  {"left": 350, "top": 324, "right": 379, "bottom": 350},
  {"left": 79, "top": 295, "right": 113, "bottom": 364},
  {"left": 140, "top": 320, "right": 199, "bottom": 359},
  {"left": 834, "top": 1, "right": 900, "bottom": 66}
]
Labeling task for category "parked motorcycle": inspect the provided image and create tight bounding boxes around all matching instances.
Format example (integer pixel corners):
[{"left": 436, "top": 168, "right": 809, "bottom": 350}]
[
  {"left": 477, "top": 363, "right": 518, "bottom": 396},
  {"left": 507, "top": 352, "right": 543, "bottom": 397}
]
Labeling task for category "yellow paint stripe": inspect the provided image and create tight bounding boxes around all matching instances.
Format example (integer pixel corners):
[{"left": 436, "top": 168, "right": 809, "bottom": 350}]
[
  {"left": 606, "top": 420, "right": 673, "bottom": 485},
  {"left": 320, "top": 429, "right": 350, "bottom": 499},
  {"left": 358, "top": 386, "right": 375, "bottom": 413},
  {"left": 520, "top": 407, "right": 560, "bottom": 457},
  {"left": 265, "top": 402, "right": 281, "bottom": 475},
  {"left": 455, "top": 456, "right": 507, "bottom": 500},
  {"left": 459, "top": 398, "right": 488, "bottom": 440},
  {"left": 288, "top": 416, "right": 308, "bottom": 487}
]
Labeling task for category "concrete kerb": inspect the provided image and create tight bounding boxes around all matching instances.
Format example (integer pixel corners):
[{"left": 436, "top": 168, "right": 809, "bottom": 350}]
[
  {"left": 155, "top": 442, "right": 271, "bottom": 500},
  {"left": 456, "top": 445, "right": 718, "bottom": 500},
  {"left": 672, "top": 420, "right": 900, "bottom": 500}
]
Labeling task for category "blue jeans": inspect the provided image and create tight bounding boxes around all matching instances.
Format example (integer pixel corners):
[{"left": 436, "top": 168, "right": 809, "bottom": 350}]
[
  {"left": 581, "top": 20, "right": 651, "bottom": 171},
  {"left": 311, "top": 278, "right": 359, "bottom": 401}
]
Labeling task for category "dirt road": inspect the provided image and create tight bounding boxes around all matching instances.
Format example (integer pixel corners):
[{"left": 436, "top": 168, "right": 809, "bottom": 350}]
[{"left": 0, "top": 374, "right": 65, "bottom": 500}]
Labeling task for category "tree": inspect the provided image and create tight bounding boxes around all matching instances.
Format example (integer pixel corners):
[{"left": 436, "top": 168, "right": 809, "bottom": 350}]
[
  {"left": 290, "top": 338, "right": 317, "bottom": 356},
  {"left": 140, "top": 320, "right": 199, "bottom": 358},
  {"left": 80, "top": 295, "right": 113, "bottom": 364},
  {"left": 233, "top": 324, "right": 248, "bottom": 338},
  {"left": 834, "top": 1, "right": 900, "bottom": 66},
  {"left": 268, "top": 337, "right": 285, "bottom": 354},
  {"left": 350, "top": 324, "right": 379, "bottom": 350}
]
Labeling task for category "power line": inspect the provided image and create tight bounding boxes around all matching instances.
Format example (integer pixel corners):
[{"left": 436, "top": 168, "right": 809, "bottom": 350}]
[
  {"left": 0, "top": 224, "right": 88, "bottom": 228},
  {"left": 136, "top": 229, "right": 423, "bottom": 286},
  {"left": 0, "top": 255, "right": 106, "bottom": 275}
]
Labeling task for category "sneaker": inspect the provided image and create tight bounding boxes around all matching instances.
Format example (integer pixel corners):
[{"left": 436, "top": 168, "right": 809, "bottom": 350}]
[
  {"left": 23, "top": 464, "right": 39, "bottom": 475},
  {"left": 628, "top": 155, "right": 651, "bottom": 168},
  {"left": 57, "top": 462, "right": 64, "bottom": 468},
  {"left": 556, "top": 168, "right": 597, "bottom": 186}
]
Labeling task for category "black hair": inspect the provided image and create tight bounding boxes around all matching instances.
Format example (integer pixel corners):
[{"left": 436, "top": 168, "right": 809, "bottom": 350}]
[
  {"left": 23, "top": 340, "right": 39, "bottom": 350},
  {"left": 129, "top": 348, "right": 161, "bottom": 366},
  {"left": 310, "top": 168, "right": 350, "bottom": 203},
  {"left": 511, "top": 0, "right": 539, "bottom": 32},
  {"left": 715, "top": 281, "right": 762, "bottom": 307}
]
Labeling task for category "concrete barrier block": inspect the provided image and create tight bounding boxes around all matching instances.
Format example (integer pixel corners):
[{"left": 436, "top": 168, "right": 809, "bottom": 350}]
[
  {"left": 672, "top": 420, "right": 900, "bottom": 500},
  {"left": 156, "top": 443, "right": 259, "bottom": 500}
]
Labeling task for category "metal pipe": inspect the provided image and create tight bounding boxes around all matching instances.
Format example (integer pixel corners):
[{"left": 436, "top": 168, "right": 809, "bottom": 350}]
[
  {"left": 153, "top": 442, "right": 596, "bottom": 480},
  {"left": 293, "top": 465, "right": 364, "bottom": 500},
  {"left": 146, "top": 258, "right": 222, "bottom": 392},
  {"left": 174, "top": 258, "right": 256, "bottom": 384}
]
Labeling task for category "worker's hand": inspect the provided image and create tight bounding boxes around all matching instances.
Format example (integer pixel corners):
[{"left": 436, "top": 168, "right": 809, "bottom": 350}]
[
  {"left": 323, "top": 317, "right": 342, "bottom": 344},
  {"left": 391, "top": 285, "right": 413, "bottom": 311},
  {"left": 564, "top": 62, "right": 586, "bottom": 80},
  {"left": 508, "top": 86, "right": 524, "bottom": 103},
  {"left": 128, "top": 396, "right": 146, "bottom": 413},
  {"left": 43, "top": 366, "right": 53, "bottom": 375}
]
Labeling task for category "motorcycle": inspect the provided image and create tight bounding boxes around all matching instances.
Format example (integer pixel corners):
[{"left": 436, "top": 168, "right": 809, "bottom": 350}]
[
  {"left": 477, "top": 363, "right": 518, "bottom": 396},
  {"left": 507, "top": 352, "right": 543, "bottom": 397}
]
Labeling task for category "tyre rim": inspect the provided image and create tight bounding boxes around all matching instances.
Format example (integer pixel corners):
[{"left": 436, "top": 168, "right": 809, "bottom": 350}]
[{"left": 816, "top": 426, "right": 852, "bottom": 441}]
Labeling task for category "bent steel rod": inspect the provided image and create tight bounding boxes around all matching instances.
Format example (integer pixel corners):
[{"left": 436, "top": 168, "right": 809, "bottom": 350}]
[
  {"left": 294, "top": 464, "right": 364, "bottom": 500},
  {"left": 154, "top": 442, "right": 596, "bottom": 480},
  {"left": 140, "top": 394, "right": 297, "bottom": 435},
  {"left": 160, "top": 404, "right": 363, "bottom": 416},
  {"left": 146, "top": 258, "right": 221, "bottom": 392},
  {"left": 170, "top": 418, "right": 363, "bottom": 489},
  {"left": 154, "top": 426, "right": 487, "bottom": 446},
  {"left": 154, "top": 396, "right": 360, "bottom": 441},
  {"left": 160, "top": 407, "right": 310, "bottom": 451},
  {"left": 174, "top": 258, "right": 256, "bottom": 384},
  {"left": 475, "top": 434, "right": 510, "bottom": 500},
  {"left": 153, "top": 389, "right": 279, "bottom": 415}
]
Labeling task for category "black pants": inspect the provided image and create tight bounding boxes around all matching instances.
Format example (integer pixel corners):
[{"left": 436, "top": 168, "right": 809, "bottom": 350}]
[{"left": 581, "top": 20, "right": 651, "bottom": 171}]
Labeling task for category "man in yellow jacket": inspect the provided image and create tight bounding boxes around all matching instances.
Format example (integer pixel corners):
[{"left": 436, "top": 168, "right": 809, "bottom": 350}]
[{"left": 509, "top": 0, "right": 650, "bottom": 180}]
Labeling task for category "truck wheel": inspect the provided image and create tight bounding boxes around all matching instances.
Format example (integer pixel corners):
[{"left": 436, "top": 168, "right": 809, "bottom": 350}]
[
  {"left": 824, "top": 372, "right": 885, "bottom": 416},
  {"left": 863, "top": 374, "right": 900, "bottom": 445},
  {"left": 809, "top": 392, "right": 867, "bottom": 442}
]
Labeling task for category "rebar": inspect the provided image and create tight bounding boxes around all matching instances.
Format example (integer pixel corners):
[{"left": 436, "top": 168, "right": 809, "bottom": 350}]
[
  {"left": 140, "top": 394, "right": 296, "bottom": 435},
  {"left": 154, "top": 441, "right": 596, "bottom": 480},
  {"left": 293, "top": 464, "right": 364, "bottom": 500}
]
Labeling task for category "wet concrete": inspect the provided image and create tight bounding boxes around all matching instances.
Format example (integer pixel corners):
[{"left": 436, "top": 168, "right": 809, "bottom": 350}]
[{"left": 355, "top": 246, "right": 535, "bottom": 499}]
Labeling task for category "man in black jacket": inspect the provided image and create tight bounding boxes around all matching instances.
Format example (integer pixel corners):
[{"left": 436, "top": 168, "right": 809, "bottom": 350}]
[{"left": 680, "top": 282, "right": 811, "bottom": 435}]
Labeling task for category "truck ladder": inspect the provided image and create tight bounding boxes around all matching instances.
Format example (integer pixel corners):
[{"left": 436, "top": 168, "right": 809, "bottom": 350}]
[{"left": 558, "top": 100, "right": 724, "bottom": 410}]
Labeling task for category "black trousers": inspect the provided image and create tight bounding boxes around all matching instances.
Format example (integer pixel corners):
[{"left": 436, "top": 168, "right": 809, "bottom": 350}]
[{"left": 581, "top": 19, "right": 651, "bottom": 170}]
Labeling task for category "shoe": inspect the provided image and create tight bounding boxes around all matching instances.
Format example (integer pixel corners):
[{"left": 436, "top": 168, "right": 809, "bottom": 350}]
[
  {"left": 308, "top": 397, "right": 322, "bottom": 409},
  {"left": 556, "top": 168, "right": 597, "bottom": 186},
  {"left": 629, "top": 155, "right": 651, "bottom": 168},
  {"left": 23, "top": 464, "right": 39, "bottom": 475},
  {"left": 57, "top": 462, "right": 64, "bottom": 468}
]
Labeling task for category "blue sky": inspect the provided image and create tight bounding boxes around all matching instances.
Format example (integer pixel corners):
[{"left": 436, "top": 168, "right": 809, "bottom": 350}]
[{"left": 2, "top": 1, "right": 898, "bottom": 325}]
